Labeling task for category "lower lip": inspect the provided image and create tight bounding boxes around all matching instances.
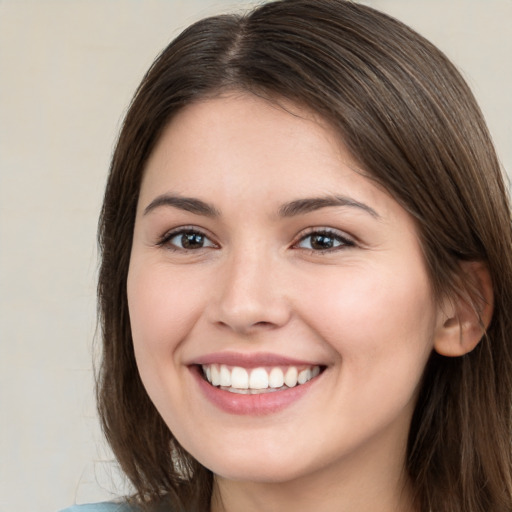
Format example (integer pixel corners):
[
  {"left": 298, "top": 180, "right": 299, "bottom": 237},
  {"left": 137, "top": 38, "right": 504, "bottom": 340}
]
[{"left": 190, "top": 366, "right": 320, "bottom": 415}]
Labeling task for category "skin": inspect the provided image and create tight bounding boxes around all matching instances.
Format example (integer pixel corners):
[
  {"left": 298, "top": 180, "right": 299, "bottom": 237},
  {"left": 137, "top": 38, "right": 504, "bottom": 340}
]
[{"left": 127, "top": 93, "right": 454, "bottom": 512}]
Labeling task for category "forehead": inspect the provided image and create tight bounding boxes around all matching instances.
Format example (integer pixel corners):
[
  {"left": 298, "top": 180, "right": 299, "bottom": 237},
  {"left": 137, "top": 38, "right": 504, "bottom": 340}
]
[
  {"left": 137, "top": 92, "right": 405, "bottom": 226},
  {"left": 143, "top": 94, "right": 364, "bottom": 189}
]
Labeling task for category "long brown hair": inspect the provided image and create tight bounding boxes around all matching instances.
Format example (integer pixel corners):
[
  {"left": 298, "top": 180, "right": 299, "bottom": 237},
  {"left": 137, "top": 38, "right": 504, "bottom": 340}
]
[{"left": 97, "top": 1, "right": 512, "bottom": 510}]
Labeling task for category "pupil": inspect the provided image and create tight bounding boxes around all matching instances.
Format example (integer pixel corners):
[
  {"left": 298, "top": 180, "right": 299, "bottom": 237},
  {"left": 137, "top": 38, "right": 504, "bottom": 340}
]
[
  {"left": 311, "top": 234, "right": 334, "bottom": 250},
  {"left": 182, "top": 233, "right": 204, "bottom": 248}
]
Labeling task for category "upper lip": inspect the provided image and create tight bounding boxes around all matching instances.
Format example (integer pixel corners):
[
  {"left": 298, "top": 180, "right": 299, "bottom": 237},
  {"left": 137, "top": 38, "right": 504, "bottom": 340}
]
[{"left": 188, "top": 351, "right": 325, "bottom": 368}]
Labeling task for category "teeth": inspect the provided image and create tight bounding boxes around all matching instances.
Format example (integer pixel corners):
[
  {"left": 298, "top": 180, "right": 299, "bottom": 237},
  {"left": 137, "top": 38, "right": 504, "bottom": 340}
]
[
  {"left": 249, "top": 367, "right": 269, "bottom": 389},
  {"left": 269, "top": 367, "right": 284, "bottom": 388},
  {"left": 211, "top": 365, "right": 221, "bottom": 386},
  {"left": 284, "top": 367, "right": 298, "bottom": 387},
  {"left": 219, "top": 365, "right": 231, "bottom": 387},
  {"left": 231, "top": 367, "right": 249, "bottom": 389},
  {"left": 298, "top": 368, "right": 312, "bottom": 385},
  {"left": 201, "top": 363, "right": 322, "bottom": 393}
]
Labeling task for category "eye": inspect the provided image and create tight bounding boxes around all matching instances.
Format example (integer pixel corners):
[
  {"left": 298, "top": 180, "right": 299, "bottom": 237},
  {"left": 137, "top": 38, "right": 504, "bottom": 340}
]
[
  {"left": 295, "top": 229, "right": 354, "bottom": 252},
  {"left": 159, "top": 228, "right": 216, "bottom": 251}
]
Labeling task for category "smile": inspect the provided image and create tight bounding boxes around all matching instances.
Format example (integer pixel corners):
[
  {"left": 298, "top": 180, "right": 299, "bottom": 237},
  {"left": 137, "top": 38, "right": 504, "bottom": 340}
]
[
  {"left": 201, "top": 364, "right": 322, "bottom": 394},
  {"left": 190, "top": 353, "right": 327, "bottom": 414}
]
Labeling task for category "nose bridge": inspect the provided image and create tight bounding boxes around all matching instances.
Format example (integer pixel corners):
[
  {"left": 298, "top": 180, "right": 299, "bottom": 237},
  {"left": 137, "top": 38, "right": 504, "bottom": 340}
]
[{"left": 211, "top": 243, "right": 290, "bottom": 333}]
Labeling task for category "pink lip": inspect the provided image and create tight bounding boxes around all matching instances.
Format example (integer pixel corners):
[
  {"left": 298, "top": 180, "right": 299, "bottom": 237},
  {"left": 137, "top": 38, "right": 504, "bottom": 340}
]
[
  {"left": 189, "top": 364, "right": 323, "bottom": 416},
  {"left": 190, "top": 351, "right": 321, "bottom": 368}
]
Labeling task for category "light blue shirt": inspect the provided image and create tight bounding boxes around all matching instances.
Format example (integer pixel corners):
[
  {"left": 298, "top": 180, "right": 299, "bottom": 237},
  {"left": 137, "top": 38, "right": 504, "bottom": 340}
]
[{"left": 59, "top": 503, "right": 136, "bottom": 512}]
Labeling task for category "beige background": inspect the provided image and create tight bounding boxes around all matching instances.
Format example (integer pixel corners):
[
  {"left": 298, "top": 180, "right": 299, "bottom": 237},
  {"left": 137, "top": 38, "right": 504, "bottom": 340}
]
[{"left": 0, "top": 1, "right": 511, "bottom": 511}]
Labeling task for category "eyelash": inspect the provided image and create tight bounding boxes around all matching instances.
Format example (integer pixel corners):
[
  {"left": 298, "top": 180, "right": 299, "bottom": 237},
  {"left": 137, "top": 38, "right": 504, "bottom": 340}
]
[
  {"left": 157, "top": 227, "right": 217, "bottom": 252},
  {"left": 293, "top": 228, "right": 355, "bottom": 253},
  {"left": 157, "top": 227, "right": 355, "bottom": 253}
]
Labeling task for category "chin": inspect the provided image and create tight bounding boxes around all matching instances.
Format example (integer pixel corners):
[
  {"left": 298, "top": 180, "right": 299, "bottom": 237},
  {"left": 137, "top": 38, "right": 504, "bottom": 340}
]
[
  {"left": 212, "top": 464, "right": 305, "bottom": 485},
  {"left": 192, "top": 446, "right": 320, "bottom": 485}
]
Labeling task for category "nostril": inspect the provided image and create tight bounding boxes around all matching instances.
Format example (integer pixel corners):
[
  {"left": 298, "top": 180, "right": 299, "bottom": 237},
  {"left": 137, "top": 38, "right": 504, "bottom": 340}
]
[{"left": 254, "top": 321, "right": 273, "bottom": 328}]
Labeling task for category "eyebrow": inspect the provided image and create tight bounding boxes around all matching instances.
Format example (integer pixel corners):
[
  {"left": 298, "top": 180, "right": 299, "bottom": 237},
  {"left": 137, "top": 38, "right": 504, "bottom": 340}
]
[
  {"left": 143, "top": 193, "right": 379, "bottom": 219},
  {"left": 143, "top": 194, "right": 220, "bottom": 217},
  {"left": 278, "top": 195, "right": 379, "bottom": 218}
]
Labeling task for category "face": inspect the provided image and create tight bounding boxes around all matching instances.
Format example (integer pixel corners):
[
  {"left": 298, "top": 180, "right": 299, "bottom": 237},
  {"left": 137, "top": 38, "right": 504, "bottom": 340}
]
[{"left": 127, "top": 93, "right": 442, "bottom": 486}]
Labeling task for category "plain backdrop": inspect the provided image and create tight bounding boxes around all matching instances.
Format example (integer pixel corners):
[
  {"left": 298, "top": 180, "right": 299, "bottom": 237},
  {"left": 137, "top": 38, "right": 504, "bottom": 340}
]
[{"left": 1, "top": 1, "right": 511, "bottom": 511}]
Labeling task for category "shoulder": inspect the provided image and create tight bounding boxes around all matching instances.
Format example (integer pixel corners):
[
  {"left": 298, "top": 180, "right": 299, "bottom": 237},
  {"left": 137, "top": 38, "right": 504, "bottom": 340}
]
[{"left": 59, "top": 502, "right": 138, "bottom": 512}]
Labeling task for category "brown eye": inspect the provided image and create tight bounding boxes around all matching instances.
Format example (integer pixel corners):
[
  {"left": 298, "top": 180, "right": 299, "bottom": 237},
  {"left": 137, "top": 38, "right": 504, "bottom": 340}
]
[
  {"left": 296, "top": 230, "right": 354, "bottom": 251},
  {"left": 310, "top": 234, "right": 337, "bottom": 250},
  {"left": 180, "top": 232, "right": 206, "bottom": 248},
  {"left": 164, "top": 230, "right": 216, "bottom": 250}
]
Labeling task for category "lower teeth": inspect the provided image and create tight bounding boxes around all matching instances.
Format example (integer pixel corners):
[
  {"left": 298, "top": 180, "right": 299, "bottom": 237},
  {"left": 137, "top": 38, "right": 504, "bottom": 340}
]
[{"left": 219, "top": 385, "right": 289, "bottom": 394}]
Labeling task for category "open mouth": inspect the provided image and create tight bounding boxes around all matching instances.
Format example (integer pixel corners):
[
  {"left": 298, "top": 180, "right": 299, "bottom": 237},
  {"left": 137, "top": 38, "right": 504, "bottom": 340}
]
[{"left": 200, "top": 363, "right": 325, "bottom": 395}]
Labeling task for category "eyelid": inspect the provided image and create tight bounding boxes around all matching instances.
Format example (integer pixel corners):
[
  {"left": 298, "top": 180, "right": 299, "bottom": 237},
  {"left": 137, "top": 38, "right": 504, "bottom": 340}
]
[
  {"left": 292, "top": 227, "right": 356, "bottom": 252},
  {"left": 155, "top": 225, "right": 355, "bottom": 253},
  {"left": 157, "top": 225, "right": 218, "bottom": 250}
]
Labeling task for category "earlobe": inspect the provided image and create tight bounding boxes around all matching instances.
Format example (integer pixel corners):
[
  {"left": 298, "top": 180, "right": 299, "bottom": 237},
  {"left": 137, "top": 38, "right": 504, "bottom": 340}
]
[{"left": 433, "top": 261, "right": 494, "bottom": 357}]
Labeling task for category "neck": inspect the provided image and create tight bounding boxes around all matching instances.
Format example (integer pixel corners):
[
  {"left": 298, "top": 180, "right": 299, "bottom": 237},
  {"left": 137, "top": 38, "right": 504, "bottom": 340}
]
[{"left": 210, "top": 430, "right": 417, "bottom": 512}]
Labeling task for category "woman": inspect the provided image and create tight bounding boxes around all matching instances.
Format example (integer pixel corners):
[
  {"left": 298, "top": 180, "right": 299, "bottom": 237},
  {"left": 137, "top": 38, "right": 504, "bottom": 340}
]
[{"left": 63, "top": 0, "right": 512, "bottom": 510}]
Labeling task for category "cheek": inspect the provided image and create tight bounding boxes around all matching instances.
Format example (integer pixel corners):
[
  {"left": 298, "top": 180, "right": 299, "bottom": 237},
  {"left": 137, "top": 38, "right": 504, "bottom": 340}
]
[
  {"left": 299, "top": 262, "right": 436, "bottom": 381},
  {"left": 294, "top": 264, "right": 436, "bottom": 443},
  {"left": 127, "top": 260, "right": 208, "bottom": 359},
  {"left": 126, "top": 259, "right": 212, "bottom": 428}
]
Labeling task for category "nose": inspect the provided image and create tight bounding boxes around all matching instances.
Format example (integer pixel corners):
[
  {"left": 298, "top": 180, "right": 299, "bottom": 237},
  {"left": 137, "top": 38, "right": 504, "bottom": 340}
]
[{"left": 207, "top": 249, "right": 292, "bottom": 335}]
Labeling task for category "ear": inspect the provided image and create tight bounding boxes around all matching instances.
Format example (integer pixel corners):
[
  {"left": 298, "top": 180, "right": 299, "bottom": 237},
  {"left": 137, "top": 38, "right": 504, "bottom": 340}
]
[{"left": 434, "top": 261, "right": 494, "bottom": 357}]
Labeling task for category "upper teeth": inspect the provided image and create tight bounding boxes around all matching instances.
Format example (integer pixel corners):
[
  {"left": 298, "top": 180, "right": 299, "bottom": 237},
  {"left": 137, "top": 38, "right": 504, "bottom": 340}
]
[{"left": 202, "top": 364, "right": 321, "bottom": 392}]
